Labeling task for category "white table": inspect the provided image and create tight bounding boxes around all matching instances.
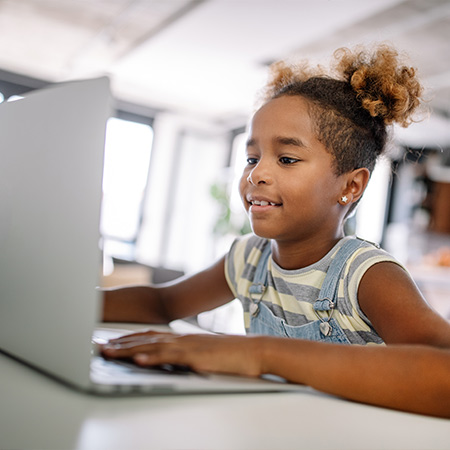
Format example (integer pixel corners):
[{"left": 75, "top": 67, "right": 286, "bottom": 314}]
[{"left": 1, "top": 324, "right": 450, "bottom": 450}]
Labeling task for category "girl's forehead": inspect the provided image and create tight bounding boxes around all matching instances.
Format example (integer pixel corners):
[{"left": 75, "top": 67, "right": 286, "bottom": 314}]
[
  {"left": 258, "top": 95, "right": 309, "bottom": 112},
  {"left": 249, "top": 95, "right": 314, "bottom": 135}
]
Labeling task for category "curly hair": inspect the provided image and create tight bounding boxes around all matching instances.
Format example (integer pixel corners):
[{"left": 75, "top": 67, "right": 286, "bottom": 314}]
[{"left": 260, "top": 44, "right": 424, "bottom": 176}]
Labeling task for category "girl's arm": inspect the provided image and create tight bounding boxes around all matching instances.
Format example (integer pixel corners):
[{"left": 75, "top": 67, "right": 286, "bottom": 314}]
[
  {"left": 102, "top": 256, "right": 235, "bottom": 324},
  {"left": 102, "top": 332, "right": 450, "bottom": 418},
  {"left": 358, "top": 261, "right": 450, "bottom": 348},
  {"left": 265, "top": 338, "right": 450, "bottom": 418}
]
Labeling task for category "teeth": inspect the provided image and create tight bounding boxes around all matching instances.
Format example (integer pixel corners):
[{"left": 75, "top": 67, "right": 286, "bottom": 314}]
[{"left": 252, "top": 200, "right": 278, "bottom": 206}]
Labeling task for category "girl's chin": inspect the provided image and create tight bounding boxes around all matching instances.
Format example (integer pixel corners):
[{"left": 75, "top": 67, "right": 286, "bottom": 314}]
[{"left": 249, "top": 226, "right": 277, "bottom": 240}]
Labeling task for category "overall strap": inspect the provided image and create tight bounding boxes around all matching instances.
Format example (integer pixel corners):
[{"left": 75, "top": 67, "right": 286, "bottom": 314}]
[
  {"left": 248, "top": 241, "right": 272, "bottom": 297},
  {"left": 313, "top": 238, "right": 363, "bottom": 312}
]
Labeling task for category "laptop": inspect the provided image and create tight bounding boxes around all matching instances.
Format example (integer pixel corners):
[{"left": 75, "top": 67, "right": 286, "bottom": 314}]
[{"left": 0, "top": 77, "right": 304, "bottom": 395}]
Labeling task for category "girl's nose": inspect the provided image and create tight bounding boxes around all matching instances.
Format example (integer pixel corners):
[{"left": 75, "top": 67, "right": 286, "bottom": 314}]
[
  {"left": 247, "top": 161, "right": 271, "bottom": 185},
  {"left": 247, "top": 173, "right": 257, "bottom": 185}
]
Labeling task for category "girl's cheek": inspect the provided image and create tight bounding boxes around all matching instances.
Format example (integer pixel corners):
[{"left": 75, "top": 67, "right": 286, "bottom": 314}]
[
  {"left": 239, "top": 189, "right": 247, "bottom": 209},
  {"left": 238, "top": 174, "right": 247, "bottom": 197}
]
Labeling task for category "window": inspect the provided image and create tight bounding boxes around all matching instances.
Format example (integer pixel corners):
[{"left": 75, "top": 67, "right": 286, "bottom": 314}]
[
  {"left": 0, "top": 73, "right": 157, "bottom": 264},
  {"left": 354, "top": 157, "right": 391, "bottom": 244},
  {"left": 135, "top": 119, "right": 231, "bottom": 274},
  {"left": 101, "top": 117, "right": 153, "bottom": 261}
]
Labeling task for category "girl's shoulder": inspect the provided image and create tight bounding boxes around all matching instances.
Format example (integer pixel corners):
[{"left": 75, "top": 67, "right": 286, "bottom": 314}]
[
  {"left": 344, "top": 236, "right": 404, "bottom": 274},
  {"left": 342, "top": 237, "right": 406, "bottom": 320}
]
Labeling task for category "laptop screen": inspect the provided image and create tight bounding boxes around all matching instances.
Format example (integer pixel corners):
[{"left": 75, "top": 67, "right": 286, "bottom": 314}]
[{"left": 0, "top": 77, "right": 112, "bottom": 389}]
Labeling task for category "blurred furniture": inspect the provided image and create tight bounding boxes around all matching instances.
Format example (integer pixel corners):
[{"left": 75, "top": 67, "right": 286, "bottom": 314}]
[{"left": 102, "top": 258, "right": 183, "bottom": 288}]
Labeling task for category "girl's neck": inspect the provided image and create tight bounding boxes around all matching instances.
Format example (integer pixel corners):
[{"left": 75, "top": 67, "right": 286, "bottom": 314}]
[{"left": 270, "top": 233, "right": 345, "bottom": 270}]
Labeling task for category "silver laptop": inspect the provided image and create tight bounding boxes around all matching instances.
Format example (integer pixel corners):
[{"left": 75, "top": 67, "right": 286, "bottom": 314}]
[{"left": 0, "top": 77, "right": 303, "bottom": 395}]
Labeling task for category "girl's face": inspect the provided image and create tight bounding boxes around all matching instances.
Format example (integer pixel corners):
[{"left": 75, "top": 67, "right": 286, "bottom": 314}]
[{"left": 239, "top": 95, "right": 347, "bottom": 244}]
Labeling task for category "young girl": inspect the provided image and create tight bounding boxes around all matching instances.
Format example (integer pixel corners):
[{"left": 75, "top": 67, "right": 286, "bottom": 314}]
[{"left": 102, "top": 43, "right": 450, "bottom": 417}]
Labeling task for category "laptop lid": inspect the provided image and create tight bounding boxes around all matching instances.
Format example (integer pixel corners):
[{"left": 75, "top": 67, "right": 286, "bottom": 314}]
[{"left": 0, "top": 77, "right": 111, "bottom": 389}]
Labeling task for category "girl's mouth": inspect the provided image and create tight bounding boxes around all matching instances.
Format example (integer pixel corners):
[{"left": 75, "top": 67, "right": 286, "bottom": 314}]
[
  {"left": 248, "top": 198, "right": 283, "bottom": 213},
  {"left": 250, "top": 200, "right": 281, "bottom": 207}
]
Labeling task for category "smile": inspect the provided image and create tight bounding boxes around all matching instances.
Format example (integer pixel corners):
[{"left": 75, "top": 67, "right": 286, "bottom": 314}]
[
  {"left": 247, "top": 196, "right": 283, "bottom": 210},
  {"left": 251, "top": 200, "right": 280, "bottom": 206}
]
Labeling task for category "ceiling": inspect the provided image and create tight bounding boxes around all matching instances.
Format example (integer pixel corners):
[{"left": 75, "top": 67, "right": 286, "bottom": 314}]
[{"left": 0, "top": 0, "right": 449, "bottom": 145}]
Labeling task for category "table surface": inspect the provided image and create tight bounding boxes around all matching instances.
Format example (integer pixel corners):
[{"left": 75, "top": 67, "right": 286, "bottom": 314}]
[{"left": 1, "top": 323, "right": 450, "bottom": 450}]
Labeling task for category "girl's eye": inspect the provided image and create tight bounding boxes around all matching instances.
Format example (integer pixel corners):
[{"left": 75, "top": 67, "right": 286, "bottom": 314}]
[
  {"left": 246, "top": 157, "right": 258, "bottom": 165},
  {"left": 279, "top": 157, "right": 299, "bottom": 165}
]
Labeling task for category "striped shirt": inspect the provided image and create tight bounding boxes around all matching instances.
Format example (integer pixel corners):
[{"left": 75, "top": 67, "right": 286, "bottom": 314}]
[{"left": 225, "top": 234, "right": 403, "bottom": 345}]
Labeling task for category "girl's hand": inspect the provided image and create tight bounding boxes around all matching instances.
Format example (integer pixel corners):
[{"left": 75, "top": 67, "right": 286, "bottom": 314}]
[{"left": 101, "top": 331, "right": 265, "bottom": 377}]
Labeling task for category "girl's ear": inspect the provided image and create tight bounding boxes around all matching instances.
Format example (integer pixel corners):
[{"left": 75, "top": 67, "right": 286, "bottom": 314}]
[{"left": 341, "top": 168, "right": 370, "bottom": 204}]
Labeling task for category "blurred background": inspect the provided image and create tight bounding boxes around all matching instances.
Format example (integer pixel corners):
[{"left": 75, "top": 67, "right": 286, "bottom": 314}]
[{"left": 0, "top": 0, "right": 449, "bottom": 328}]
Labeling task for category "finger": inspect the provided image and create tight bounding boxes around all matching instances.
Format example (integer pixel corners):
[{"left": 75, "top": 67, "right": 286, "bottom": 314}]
[
  {"left": 101, "top": 334, "right": 181, "bottom": 359},
  {"left": 132, "top": 345, "right": 189, "bottom": 368},
  {"left": 130, "top": 351, "right": 193, "bottom": 372},
  {"left": 101, "top": 342, "right": 155, "bottom": 358},
  {"left": 108, "top": 330, "right": 175, "bottom": 344},
  {"left": 134, "top": 352, "right": 172, "bottom": 367},
  {"left": 107, "top": 335, "right": 166, "bottom": 347}
]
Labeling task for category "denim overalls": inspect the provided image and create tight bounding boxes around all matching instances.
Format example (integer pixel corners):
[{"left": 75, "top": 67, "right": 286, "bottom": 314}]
[{"left": 248, "top": 238, "right": 364, "bottom": 344}]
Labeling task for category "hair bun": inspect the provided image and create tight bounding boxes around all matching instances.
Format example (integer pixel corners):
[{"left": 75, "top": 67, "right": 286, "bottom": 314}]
[{"left": 333, "top": 44, "right": 424, "bottom": 127}]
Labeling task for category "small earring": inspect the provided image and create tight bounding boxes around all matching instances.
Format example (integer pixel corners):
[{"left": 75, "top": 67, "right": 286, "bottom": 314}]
[{"left": 341, "top": 195, "right": 348, "bottom": 204}]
